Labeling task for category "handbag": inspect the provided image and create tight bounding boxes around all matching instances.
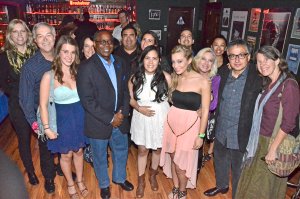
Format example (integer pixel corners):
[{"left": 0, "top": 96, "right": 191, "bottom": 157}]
[
  {"left": 267, "top": 79, "right": 300, "bottom": 177},
  {"left": 36, "top": 70, "right": 57, "bottom": 141},
  {"left": 83, "top": 144, "right": 93, "bottom": 163},
  {"left": 206, "top": 111, "right": 216, "bottom": 141}
]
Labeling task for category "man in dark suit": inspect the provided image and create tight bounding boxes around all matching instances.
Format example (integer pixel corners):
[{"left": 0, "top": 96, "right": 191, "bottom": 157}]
[
  {"left": 204, "top": 39, "right": 262, "bottom": 198},
  {"left": 77, "top": 30, "right": 133, "bottom": 199}
]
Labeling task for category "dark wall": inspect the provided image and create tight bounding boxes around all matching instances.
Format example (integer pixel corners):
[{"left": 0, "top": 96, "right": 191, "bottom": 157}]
[
  {"left": 136, "top": 0, "right": 207, "bottom": 55},
  {"left": 218, "top": 0, "right": 300, "bottom": 77}
]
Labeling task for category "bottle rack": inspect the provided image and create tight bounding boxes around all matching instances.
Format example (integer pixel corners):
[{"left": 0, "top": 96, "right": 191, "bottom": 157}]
[{"left": 25, "top": 1, "right": 126, "bottom": 30}]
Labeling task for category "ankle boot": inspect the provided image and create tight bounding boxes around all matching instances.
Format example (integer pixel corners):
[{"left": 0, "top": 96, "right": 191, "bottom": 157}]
[
  {"left": 136, "top": 174, "right": 145, "bottom": 198},
  {"left": 149, "top": 168, "right": 159, "bottom": 191}
]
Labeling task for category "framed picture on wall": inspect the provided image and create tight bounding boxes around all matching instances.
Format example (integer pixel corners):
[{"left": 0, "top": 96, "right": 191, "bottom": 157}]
[
  {"left": 249, "top": 8, "right": 261, "bottom": 32},
  {"left": 259, "top": 10, "right": 291, "bottom": 53},
  {"left": 222, "top": 8, "right": 230, "bottom": 28},
  {"left": 246, "top": 36, "right": 256, "bottom": 58},
  {"left": 286, "top": 44, "right": 300, "bottom": 75},
  {"left": 291, "top": 8, "right": 300, "bottom": 39},
  {"left": 229, "top": 11, "right": 248, "bottom": 42},
  {"left": 221, "top": 30, "right": 228, "bottom": 39}
]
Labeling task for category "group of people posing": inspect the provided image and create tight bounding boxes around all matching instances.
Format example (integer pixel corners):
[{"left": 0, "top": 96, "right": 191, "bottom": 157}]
[{"left": 0, "top": 16, "right": 299, "bottom": 199}]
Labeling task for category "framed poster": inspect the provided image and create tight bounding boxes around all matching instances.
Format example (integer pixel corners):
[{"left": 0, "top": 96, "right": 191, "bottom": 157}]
[
  {"left": 286, "top": 44, "right": 300, "bottom": 75},
  {"left": 150, "top": 30, "right": 161, "bottom": 40},
  {"left": 222, "top": 8, "right": 230, "bottom": 28},
  {"left": 249, "top": 8, "right": 261, "bottom": 32},
  {"left": 149, "top": 9, "right": 161, "bottom": 20},
  {"left": 291, "top": 8, "right": 300, "bottom": 39},
  {"left": 259, "top": 10, "right": 291, "bottom": 52},
  {"left": 229, "top": 11, "right": 248, "bottom": 42},
  {"left": 247, "top": 36, "right": 256, "bottom": 58}
]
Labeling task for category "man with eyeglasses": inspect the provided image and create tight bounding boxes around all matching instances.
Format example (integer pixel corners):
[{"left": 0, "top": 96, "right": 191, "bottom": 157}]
[
  {"left": 77, "top": 30, "right": 133, "bottom": 199},
  {"left": 204, "top": 39, "right": 262, "bottom": 198}
]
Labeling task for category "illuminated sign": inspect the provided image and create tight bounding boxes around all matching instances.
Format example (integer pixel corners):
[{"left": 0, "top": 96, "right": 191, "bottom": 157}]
[{"left": 70, "top": 0, "right": 91, "bottom": 6}]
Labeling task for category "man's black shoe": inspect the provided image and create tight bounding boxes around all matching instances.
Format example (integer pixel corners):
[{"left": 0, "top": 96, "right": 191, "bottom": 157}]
[
  {"left": 28, "top": 172, "right": 39, "bottom": 185},
  {"left": 113, "top": 180, "right": 134, "bottom": 191},
  {"left": 100, "top": 187, "right": 111, "bottom": 199},
  {"left": 44, "top": 179, "right": 55, "bottom": 193},
  {"left": 204, "top": 187, "right": 229, "bottom": 196}
]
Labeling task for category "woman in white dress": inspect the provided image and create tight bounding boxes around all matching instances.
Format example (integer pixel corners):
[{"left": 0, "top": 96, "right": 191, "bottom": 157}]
[{"left": 129, "top": 45, "right": 171, "bottom": 198}]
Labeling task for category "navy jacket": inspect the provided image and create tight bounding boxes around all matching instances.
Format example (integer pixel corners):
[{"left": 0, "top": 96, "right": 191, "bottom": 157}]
[{"left": 77, "top": 53, "right": 130, "bottom": 139}]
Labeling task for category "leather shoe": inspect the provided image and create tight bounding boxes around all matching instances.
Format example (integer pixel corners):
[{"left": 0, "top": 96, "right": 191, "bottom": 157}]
[
  {"left": 100, "top": 187, "right": 111, "bottom": 199},
  {"left": 28, "top": 172, "right": 39, "bottom": 185},
  {"left": 204, "top": 187, "right": 229, "bottom": 196},
  {"left": 44, "top": 179, "right": 55, "bottom": 194},
  {"left": 113, "top": 180, "right": 134, "bottom": 191}
]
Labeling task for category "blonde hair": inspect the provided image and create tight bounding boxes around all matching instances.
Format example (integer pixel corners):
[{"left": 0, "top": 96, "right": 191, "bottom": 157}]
[
  {"left": 169, "top": 45, "right": 195, "bottom": 99},
  {"left": 5, "top": 19, "right": 35, "bottom": 51},
  {"left": 194, "top": 47, "right": 218, "bottom": 78}
]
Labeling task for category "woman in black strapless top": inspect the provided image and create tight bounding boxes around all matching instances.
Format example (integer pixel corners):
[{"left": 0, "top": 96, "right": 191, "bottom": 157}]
[{"left": 160, "top": 45, "right": 211, "bottom": 199}]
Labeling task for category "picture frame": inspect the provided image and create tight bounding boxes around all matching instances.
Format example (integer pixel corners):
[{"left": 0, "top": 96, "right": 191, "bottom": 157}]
[
  {"left": 229, "top": 11, "right": 248, "bottom": 42},
  {"left": 291, "top": 8, "right": 300, "bottom": 39},
  {"left": 286, "top": 44, "right": 300, "bottom": 75}
]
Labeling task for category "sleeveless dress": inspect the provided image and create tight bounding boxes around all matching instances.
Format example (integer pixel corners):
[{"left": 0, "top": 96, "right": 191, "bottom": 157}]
[
  {"left": 160, "top": 90, "right": 201, "bottom": 188},
  {"left": 130, "top": 73, "right": 170, "bottom": 149},
  {"left": 47, "top": 86, "right": 87, "bottom": 154}
]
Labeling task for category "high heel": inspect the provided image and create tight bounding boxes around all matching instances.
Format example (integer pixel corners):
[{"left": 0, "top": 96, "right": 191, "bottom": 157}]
[
  {"left": 67, "top": 184, "right": 79, "bottom": 199},
  {"left": 177, "top": 190, "right": 187, "bottom": 199},
  {"left": 76, "top": 181, "right": 89, "bottom": 197},
  {"left": 168, "top": 187, "right": 179, "bottom": 199}
]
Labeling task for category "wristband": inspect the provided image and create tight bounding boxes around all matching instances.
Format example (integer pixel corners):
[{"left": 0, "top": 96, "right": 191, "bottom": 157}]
[
  {"left": 31, "top": 121, "right": 39, "bottom": 131},
  {"left": 198, "top": 133, "right": 205, "bottom": 139}
]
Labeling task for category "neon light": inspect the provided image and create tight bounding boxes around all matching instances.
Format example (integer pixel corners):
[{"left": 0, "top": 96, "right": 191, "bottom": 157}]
[{"left": 70, "top": 1, "right": 90, "bottom": 6}]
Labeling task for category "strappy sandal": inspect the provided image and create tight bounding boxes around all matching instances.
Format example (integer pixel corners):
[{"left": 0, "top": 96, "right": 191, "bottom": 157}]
[
  {"left": 204, "top": 152, "right": 214, "bottom": 162},
  {"left": 67, "top": 184, "right": 79, "bottom": 199},
  {"left": 168, "top": 187, "right": 179, "bottom": 199},
  {"left": 177, "top": 190, "right": 187, "bottom": 199},
  {"left": 77, "top": 181, "right": 89, "bottom": 197}
]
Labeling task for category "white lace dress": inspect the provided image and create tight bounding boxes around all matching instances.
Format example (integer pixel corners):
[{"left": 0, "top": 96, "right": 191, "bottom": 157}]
[{"left": 130, "top": 73, "right": 170, "bottom": 149}]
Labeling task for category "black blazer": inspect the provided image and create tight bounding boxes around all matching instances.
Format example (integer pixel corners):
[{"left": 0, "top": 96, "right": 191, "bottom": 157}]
[
  {"left": 77, "top": 54, "right": 130, "bottom": 139},
  {"left": 216, "top": 63, "right": 262, "bottom": 152}
]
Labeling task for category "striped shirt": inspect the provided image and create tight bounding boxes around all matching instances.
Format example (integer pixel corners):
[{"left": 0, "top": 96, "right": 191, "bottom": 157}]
[{"left": 19, "top": 50, "right": 52, "bottom": 126}]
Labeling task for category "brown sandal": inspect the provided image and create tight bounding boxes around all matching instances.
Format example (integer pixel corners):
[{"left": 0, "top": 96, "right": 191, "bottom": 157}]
[
  {"left": 77, "top": 181, "right": 89, "bottom": 197},
  {"left": 67, "top": 184, "right": 79, "bottom": 199}
]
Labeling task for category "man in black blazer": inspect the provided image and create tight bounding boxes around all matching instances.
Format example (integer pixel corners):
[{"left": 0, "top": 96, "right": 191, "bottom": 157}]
[
  {"left": 77, "top": 30, "right": 133, "bottom": 199},
  {"left": 204, "top": 39, "right": 262, "bottom": 198}
]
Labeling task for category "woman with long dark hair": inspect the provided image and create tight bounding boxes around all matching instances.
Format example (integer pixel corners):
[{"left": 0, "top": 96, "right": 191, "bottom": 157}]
[
  {"left": 0, "top": 19, "right": 38, "bottom": 185},
  {"left": 40, "top": 35, "right": 88, "bottom": 198},
  {"left": 129, "top": 45, "right": 171, "bottom": 198},
  {"left": 236, "top": 46, "right": 300, "bottom": 198}
]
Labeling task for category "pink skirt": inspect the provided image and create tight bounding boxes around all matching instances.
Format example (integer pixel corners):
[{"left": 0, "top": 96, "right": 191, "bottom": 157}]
[{"left": 160, "top": 106, "right": 200, "bottom": 188}]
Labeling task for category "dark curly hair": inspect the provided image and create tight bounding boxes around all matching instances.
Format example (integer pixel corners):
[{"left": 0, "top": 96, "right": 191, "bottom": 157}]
[{"left": 132, "top": 45, "right": 168, "bottom": 103}]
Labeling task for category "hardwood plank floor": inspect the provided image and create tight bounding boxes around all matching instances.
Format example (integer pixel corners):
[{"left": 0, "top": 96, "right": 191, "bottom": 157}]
[{"left": 0, "top": 117, "right": 299, "bottom": 199}]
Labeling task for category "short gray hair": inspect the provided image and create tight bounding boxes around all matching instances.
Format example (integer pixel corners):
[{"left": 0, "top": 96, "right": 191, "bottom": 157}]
[
  {"left": 227, "top": 39, "right": 250, "bottom": 54},
  {"left": 32, "top": 22, "right": 56, "bottom": 39}
]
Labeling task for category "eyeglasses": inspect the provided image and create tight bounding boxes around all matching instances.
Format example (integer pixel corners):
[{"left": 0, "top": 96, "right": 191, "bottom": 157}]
[
  {"left": 95, "top": 40, "right": 113, "bottom": 46},
  {"left": 228, "top": 53, "right": 249, "bottom": 60}
]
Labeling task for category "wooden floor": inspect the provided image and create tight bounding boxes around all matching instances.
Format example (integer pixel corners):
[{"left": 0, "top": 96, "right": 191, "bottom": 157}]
[{"left": 0, "top": 117, "right": 299, "bottom": 199}]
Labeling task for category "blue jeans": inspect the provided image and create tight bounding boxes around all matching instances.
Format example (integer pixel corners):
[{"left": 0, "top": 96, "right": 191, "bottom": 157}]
[{"left": 89, "top": 128, "right": 128, "bottom": 188}]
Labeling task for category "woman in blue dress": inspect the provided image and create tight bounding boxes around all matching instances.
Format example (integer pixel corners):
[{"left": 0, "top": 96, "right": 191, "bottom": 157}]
[{"left": 39, "top": 35, "right": 88, "bottom": 199}]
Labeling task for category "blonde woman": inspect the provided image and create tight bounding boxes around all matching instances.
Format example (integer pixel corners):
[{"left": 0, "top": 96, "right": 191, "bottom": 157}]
[{"left": 160, "top": 45, "right": 211, "bottom": 199}]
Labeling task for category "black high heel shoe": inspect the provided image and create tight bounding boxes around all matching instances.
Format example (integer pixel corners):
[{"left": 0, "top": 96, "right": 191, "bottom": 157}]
[{"left": 27, "top": 172, "right": 39, "bottom": 185}]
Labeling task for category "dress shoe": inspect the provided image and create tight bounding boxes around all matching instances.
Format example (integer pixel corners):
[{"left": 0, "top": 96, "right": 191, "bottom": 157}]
[
  {"left": 100, "top": 187, "right": 111, "bottom": 199},
  {"left": 204, "top": 187, "right": 229, "bottom": 196},
  {"left": 27, "top": 172, "right": 39, "bottom": 185},
  {"left": 44, "top": 179, "right": 55, "bottom": 194},
  {"left": 113, "top": 180, "right": 134, "bottom": 191}
]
